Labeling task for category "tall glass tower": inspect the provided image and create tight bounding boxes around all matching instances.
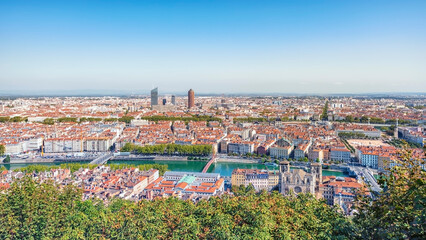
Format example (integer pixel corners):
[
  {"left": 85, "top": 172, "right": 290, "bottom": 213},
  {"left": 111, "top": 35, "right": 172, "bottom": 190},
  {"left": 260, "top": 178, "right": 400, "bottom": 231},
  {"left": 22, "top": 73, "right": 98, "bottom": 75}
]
[
  {"left": 171, "top": 95, "right": 176, "bottom": 105},
  {"left": 151, "top": 87, "right": 158, "bottom": 107}
]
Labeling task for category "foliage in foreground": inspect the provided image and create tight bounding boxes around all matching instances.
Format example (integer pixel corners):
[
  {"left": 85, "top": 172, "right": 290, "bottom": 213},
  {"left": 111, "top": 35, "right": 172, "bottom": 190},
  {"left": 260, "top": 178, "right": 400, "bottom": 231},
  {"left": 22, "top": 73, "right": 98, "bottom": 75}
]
[
  {"left": 0, "top": 179, "right": 352, "bottom": 240},
  {"left": 353, "top": 149, "right": 426, "bottom": 239}
]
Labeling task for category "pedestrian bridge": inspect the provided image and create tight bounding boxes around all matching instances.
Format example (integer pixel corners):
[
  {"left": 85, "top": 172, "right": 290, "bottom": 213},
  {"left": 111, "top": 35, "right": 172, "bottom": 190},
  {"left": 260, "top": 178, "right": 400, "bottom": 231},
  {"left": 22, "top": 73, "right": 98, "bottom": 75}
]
[
  {"left": 90, "top": 152, "right": 113, "bottom": 165},
  {"left": 201, "top": 155, "right": 216, "bottom": 173}
]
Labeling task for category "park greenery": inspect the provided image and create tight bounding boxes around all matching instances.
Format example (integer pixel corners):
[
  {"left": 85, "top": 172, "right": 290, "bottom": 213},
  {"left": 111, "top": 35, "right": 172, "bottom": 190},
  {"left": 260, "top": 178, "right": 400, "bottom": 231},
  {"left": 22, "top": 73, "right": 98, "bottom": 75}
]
[
  {"left": 79, "top": 117, "right": 103, "bottom": 123},
  {"left": 121, "top": 143, "right": 212, "bottom": 156},
  {"left": 233, "top": 117, "right": 268, "bottom": 123},
  {"left": 0, "top": 116, "right": 27, "bottom": 123},
  {"left": 118, "top": 116, "right": 135, "bottom": 124},
  {"left": 338, "top": 132, "right": 368, "bottom": 139},
  {"left": 57, "top": 117, "right": 79, "bottom": 123},
  {"left": 387, "top": 138, "right": 423, "bottom": 149}
]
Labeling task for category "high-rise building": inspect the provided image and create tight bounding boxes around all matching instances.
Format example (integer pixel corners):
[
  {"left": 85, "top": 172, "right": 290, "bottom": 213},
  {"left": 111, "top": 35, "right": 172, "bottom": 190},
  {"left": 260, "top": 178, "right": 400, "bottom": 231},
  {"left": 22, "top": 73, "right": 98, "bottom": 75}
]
[
  {"left": 171, "top": 95, "right": 176, "bottom": 105},
  {"left": 151, "top": 87, "right": 158, "bottom": 107},
  {"left": 162, "top": 98, "right": 167, "bottom": 105},
  {"left": 188, "top": 89, "right": 194, "bottom": 109}
]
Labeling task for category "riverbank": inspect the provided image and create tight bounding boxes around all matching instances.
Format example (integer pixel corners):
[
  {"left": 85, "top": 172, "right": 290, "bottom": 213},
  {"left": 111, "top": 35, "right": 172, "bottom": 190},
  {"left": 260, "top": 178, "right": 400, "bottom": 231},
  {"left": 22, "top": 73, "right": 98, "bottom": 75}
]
[
  {"left": 1, "top": 158, "right": 351, "bottom": 178},
  {"left": 216, "top": 157, "right": 260, "bottom": 164},
  {"left": 7, "top": 158, "right": 93, "bottom": 164},
  {"left": 114, "top": 155, "right": 188, "bottom": 161},
  {"left": 6, "top": 154, "right": 193, "bottom": 164}
]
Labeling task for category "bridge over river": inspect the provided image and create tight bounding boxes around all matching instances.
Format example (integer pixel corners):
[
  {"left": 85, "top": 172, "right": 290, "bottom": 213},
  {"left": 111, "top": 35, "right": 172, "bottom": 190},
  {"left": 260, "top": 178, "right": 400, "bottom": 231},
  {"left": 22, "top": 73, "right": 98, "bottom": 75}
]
[
  {"left": 201, "top": 155, "right": 216, "bottom": 173},
  {"left": 90, "top": 153, "right": 114, "bottom": 165}
]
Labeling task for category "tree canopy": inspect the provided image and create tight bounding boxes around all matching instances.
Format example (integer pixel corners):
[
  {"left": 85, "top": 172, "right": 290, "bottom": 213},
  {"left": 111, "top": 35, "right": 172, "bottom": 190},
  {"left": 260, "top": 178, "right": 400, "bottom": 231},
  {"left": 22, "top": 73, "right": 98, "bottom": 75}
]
[
  {"left": 0, "top": 144, "right": 5, "bottom": 155},
  {"left": 0, "top": 180, "right": 353, "bottom": 239},
  {"left": 121, "top": 143, "right": 212, "bottom": 156},
  {"left": 353, "top": 148, "right": 426, "bottom": 239}
]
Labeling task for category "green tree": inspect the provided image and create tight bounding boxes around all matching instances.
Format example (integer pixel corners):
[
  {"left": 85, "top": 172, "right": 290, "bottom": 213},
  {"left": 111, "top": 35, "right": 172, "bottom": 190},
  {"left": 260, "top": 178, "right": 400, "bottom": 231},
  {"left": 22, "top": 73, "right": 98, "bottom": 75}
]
[
  {"left": 118, "top": 116, "right": 134, "bottom": 124},
  {"left": 0, "top": 177, "right": 355, "bottom": 239},
  {"left": 0, "top": 145, "right": 5, "bottom": 155},
  {"left": 3, "top": 155, "right": 10, "bottom": 163},
  {"left": 345, "top": 115, "right": 354, "bottom": 122},
  {"left": 42, "top": 118, "right": 55, "bottom": 125}
]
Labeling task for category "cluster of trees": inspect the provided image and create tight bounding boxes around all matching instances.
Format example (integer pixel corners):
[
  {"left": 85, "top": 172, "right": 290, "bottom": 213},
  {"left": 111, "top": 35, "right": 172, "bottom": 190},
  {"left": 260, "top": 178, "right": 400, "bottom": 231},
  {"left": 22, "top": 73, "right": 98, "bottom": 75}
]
[
  {"left": 341, "top": 115, "right": 382, "bottom": 124},
  {"left": 228, "top": 152, "right": 269, "bottom": 159},
  {"left": 340, "top": 116, "right": 414, "bottom": 125},
  {"left": 9, "top": 163, "right": 169, "bottom": 175},
  {"left": 56, "top": 117, "right": 79, "bottom": 123},
  {"left": 0, "top": 116, "right": 27, "bottom": 123},
  {"left": 105, "top": 163, "right": 168, "bottom": 175},
  {"left": 117, "top": 116, "right": 134, "bottom": 124},
  {"left": 379, "top": 125, "right": 396, "bottom": 136},
  {"left": 0, "top": 144, "right": 5, "bottom": 155},
  {"left": 40, "top": 116, "right": 135, "bottom": 125},
  {"left": 353, "top": 149, "right": 425, "bottom": 239},
  {"left": 411, "top": 105, "right": 425, "bottom": 109},
  {"left": 78, "top": 117, "right": 103, "bottom": 122},
  {"left": 2, "top": 155, "right": 10, "bottom": 163},
  {"left": 387, "top": 138, "right": 422, "bottom": 149},
  {"left": 341, "top": 139, "right": 355, "bottom": 153},
  {"left": 187, "top": 156, "right": 209, "bottom": 161},
  {"left": 320, "top": 101, "right": 329, "bottom": 120},
  {"left": 233, "top": 117, "right": 268, "bottom": 123},
  {"left": 42, "top": 118, "right": 55, "bottom": 125},
  {"left": 385, "top": 119, "right": 414, "bottom": 125},
  {"left": 140, "top": 115, "right": 222, "bottom": 124},
  {"left": 121, "top": 143, "right": 212, "bottom": 156},
  {"left": 0, "top": 145, "right": 9, "bottom": 163}
]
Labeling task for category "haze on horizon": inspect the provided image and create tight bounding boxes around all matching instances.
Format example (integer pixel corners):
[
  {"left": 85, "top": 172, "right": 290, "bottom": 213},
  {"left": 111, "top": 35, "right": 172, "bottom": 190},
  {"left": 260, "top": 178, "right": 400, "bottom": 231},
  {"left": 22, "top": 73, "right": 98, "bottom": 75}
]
[{"left": 1, "top": 0, "right": 425, "bottom": 95}]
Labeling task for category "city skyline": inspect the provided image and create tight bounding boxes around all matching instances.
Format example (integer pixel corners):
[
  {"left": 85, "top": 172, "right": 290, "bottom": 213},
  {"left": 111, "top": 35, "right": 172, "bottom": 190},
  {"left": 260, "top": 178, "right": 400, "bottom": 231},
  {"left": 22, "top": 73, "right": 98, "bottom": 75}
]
[{"left": 1, "top": 0, "right": 425, "bottom": 94}]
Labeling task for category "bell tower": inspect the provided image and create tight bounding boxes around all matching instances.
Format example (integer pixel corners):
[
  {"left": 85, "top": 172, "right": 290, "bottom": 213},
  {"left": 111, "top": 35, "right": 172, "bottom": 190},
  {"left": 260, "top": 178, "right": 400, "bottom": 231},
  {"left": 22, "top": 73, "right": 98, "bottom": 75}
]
[
  {"left": 310, "top": 162, "right": 322, "bottom": 188},
  {"left": 280, "top": 161, "right": 290, "bottom": 173}
]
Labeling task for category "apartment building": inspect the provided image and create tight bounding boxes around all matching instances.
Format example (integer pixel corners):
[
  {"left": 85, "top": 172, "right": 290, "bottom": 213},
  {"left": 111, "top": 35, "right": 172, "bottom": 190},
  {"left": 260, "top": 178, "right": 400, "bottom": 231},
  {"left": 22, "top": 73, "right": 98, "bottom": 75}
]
[
  {"left": 320, "top": 176, "right": 363, "bottom": 214},
  {"left": 231, "top": 169, "right": 278, "bottom": 191},
  {"left": 294, "top": 143, "right": 310, "bottom": 160},
  {"left": 330, "top": 148, "right": 351, "bottom": 162},
  {"left": 227, "top": 141, "right": 254, "bottom": 155}
]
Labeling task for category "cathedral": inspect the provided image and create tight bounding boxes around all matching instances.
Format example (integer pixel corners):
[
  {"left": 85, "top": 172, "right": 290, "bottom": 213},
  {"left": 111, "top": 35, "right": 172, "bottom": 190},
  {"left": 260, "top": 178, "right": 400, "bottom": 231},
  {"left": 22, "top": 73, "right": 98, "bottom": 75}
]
[{"left": 279, "top": 161, "right": 322, "bottom": 195}]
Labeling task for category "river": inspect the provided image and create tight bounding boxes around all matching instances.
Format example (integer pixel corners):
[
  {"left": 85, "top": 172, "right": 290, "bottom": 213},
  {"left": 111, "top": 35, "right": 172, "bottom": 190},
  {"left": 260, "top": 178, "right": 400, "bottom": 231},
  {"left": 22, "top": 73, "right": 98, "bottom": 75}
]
[{"left": 1, "top": 160, "right": 349, "bottom": 177}]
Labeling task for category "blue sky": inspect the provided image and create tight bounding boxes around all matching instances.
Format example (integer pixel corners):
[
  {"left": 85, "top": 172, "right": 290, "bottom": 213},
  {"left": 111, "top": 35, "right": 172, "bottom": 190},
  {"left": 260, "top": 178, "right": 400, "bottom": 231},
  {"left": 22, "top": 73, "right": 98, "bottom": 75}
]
[{"left": 1, "top": 0, "right": 425, "bottom": 94}]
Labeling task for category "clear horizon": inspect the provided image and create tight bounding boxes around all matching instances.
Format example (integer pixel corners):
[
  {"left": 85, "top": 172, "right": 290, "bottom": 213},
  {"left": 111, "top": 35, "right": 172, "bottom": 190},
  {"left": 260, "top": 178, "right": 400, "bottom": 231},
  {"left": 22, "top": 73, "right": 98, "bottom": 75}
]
[{"left": 1, "top": 0, "right": 425, "bottom": 94}]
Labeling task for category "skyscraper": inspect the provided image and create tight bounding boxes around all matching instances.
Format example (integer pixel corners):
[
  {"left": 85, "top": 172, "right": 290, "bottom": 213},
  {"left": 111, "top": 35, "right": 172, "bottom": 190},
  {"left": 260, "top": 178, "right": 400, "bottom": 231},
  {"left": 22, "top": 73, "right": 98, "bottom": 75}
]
[
  {"left": 171, "top": 95, "right": 176, "bottom": 105},
  {"left": 188, "top": 89, "right": 194, "bottom": 109},
  {"left": 151, "top": 87, "right": 158, "bottom": 107},
  {"left": 162, "top": 98, "right": 167, "bottom": 105}
]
